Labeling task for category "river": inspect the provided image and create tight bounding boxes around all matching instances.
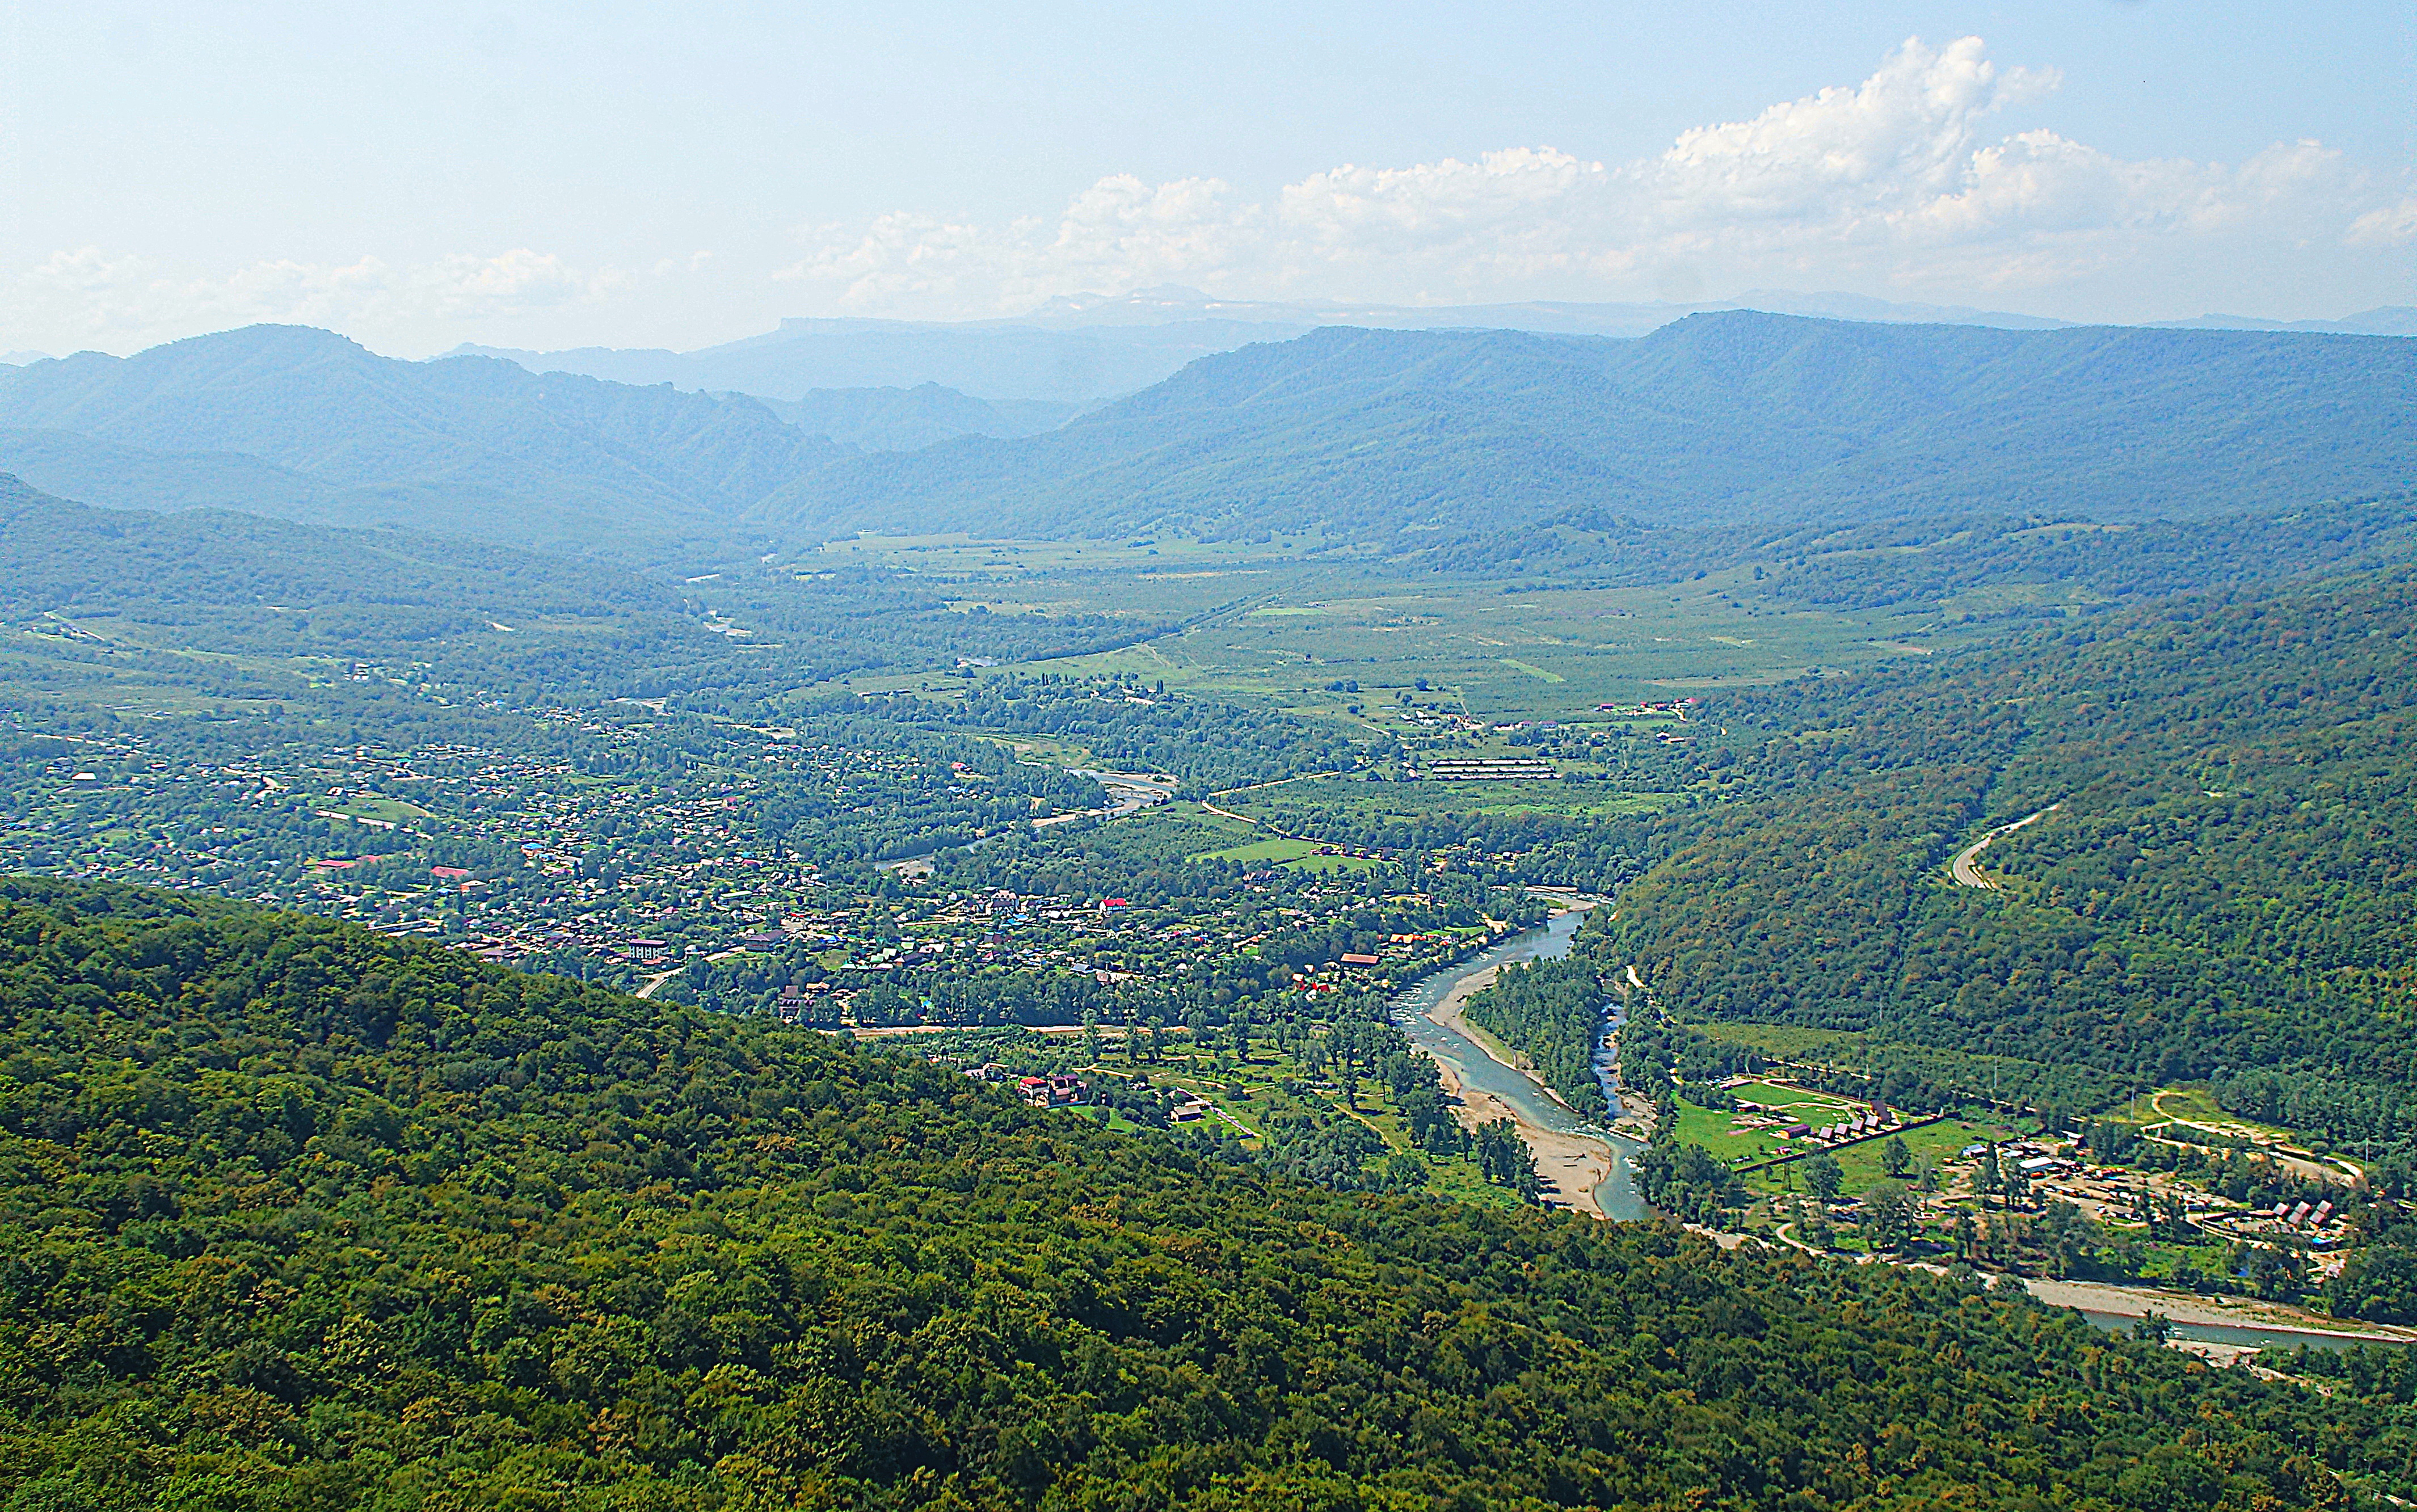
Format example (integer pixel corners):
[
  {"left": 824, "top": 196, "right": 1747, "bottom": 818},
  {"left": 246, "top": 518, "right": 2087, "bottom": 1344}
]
[
  {"left": 1385, "top": 920, "right": 2408, "bottom": 1353},
  {"left": 1392, "top": 906, "right": 1648, "bottom": 1221}
]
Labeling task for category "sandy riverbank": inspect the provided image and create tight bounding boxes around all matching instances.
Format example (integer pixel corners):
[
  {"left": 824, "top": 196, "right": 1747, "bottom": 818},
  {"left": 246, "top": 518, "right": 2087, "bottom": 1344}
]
[
  {"left": 2019, "top": 1276, "right": 2417, "bottom": 1343},
  {"left": 1426, "top": 964, "right": 1620, "bottom": 1220}
]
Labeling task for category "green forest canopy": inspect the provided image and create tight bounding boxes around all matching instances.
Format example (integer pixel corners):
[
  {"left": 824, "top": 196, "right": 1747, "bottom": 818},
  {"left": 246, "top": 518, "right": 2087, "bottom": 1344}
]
[
  {"left": 1609, "top": 565, "right": 2417, "bottom": 1178},
  {"left": 4, "top": 877, "right": 2415, "bottom": 1508}
]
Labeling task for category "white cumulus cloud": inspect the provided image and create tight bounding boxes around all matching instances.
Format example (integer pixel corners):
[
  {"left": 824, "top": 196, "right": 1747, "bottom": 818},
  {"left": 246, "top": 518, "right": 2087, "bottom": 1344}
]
[
  {"left": 782, "top": 36, "right": 2406, "bottom": 318},
  {"left": 8, "top": 35, "right": 2403, "bottom": 350}
]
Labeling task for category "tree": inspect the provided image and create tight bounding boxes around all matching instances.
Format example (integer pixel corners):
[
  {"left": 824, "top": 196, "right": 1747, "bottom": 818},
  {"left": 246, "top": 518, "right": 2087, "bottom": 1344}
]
[
  {"left": 2002, "top": 1161, "right": 2031, "bottom": 1211},
  {"left": 1863, "top": 1186, "right": 1915, "bottom": 1252},
  {"left": 2037, "top": 1201, "right": 2104, "bottom": 1279},
  {"left": 1805, "top": 1152, "right": 1843, "bottom": 1202},
  {"left": 1475, "top": 1119, "right": 1542, "bottom": 1200},
  {"left": 2327, "top": 1244, "right": 2417, "bottom": 1324},
  {"left": 1880, "top": 1135, "right": 1912, "bottom": 1178}
]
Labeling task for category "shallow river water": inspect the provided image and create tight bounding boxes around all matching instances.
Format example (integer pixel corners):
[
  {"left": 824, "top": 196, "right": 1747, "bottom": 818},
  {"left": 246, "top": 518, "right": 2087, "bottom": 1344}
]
[
  {"left": 1391, "top": 908, "right": 1649, "bottom": 1221},
  {"left": 1387, "top": 917, "right": 2405, "bottom": 1350}
]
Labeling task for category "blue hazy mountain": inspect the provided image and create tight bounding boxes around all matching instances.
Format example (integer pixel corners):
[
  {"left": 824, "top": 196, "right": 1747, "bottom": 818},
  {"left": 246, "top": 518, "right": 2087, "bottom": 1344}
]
[
  {"left": 758, "top": 385, "right": 1081, "bottom": 450},
  {"left": 450, "top": 288, "right": 2086, "bottom": 406},
  {"left": 0, "top": 325, "right": 841, "bottom": 557},
  {"left": 761, "top": 311, "right": 2417, "bottom": 541},
  {"left": 450, "top": 317, "right": 1296, "bottom": 406},
  {"left": 7, "top": 312, "right": 2409, "bottom": 556}
]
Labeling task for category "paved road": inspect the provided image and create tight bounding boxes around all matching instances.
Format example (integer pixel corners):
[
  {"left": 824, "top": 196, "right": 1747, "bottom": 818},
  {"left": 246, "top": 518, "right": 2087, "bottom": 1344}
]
[{"left": 1949, "top": 803, "right": 2062, "bottom": 888}]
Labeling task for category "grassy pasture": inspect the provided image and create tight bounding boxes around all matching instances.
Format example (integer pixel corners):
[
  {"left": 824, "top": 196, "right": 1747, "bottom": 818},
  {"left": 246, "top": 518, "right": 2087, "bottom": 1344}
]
[
  {"left": 1216, "top": 775, "right": 1682, "bottom": 828},
  {"left": 1193, "top": 836, "right": 1322, "bottom": 865},
  {"left": 824, "top": 537, "right": 1976, "bottom": 726}
]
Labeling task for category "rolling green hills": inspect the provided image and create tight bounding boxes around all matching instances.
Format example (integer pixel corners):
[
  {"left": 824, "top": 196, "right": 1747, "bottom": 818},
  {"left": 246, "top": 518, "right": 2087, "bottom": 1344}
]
[
  {"left": 1, "top": 875, "right": 2410, "bottom": 1509},
  {"left": 0, "top": 478, "right": 1189, "bottom": 710}
]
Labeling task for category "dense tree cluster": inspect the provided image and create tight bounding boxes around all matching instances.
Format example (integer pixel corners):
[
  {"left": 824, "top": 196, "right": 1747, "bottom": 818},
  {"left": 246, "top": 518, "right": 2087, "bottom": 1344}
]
[
  {"left": 881, "top": 673, "right": 1372, "bottom": 792},
  {"left": 7, "top": 877, "right": 2411, "bottom": 1508},
  {"left": 1459, "top": 956, "right": 1612, "bottom": 1117},
  {"left": 1612, "top": 568, "right": 2417, "bottom": 1185}
]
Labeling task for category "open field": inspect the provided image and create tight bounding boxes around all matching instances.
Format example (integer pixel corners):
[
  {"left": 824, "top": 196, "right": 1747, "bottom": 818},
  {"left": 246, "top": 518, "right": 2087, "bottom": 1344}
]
[
  {"left": 1672, "top": 1097, "right": 1801, "bottom": 1165},
  {"left": 2119, "top": 1084, "right": 2302, "bottom": 1146},
  {"left": 1217, "top": 774, "right": 1683, "bottom": 825},
  {"left": 794, "top": 536, "right": 2006, "bottom": 725},
  {"left": 1192, "top": 836, "right": 1323, "bottom": 864},
  {"left": 1806, "top": 1117, "right": 2014, "bottom": 1194},
  {"left": 1037, "top": 566, "right": 1955, "bottom": 721},
  {"left": 1730, "top": 1081, "right": 1858, "bottom": 1111}
]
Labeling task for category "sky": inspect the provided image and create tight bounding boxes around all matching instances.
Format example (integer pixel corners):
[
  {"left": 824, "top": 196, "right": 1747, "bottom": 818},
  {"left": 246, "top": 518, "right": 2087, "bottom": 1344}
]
[{"left": 2, "top": 1, "right": 2410, "bottom": 356}]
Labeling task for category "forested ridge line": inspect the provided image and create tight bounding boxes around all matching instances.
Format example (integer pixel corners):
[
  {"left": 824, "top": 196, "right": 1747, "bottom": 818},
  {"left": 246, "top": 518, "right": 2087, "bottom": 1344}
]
[
  {"left": 1603, "top": 565, "right": 2417, "bottom": 1181},
  {"left": 2, "top": 875, "right": 2413, "bottom": 1508}
]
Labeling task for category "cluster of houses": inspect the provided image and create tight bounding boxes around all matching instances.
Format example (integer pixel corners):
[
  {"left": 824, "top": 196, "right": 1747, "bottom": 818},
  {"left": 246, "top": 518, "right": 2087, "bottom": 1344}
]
[
  {"left": 1597, "top": 698, "right": 1699, "bottom": 719},
  {"left": 1769, "top": 1104, "right": 1898, "bottom": 1147},
  {"left": 965, "top": 1064, "right": 1091, "bottom": 1107},
  {"left": 2271, "top": 1197, "right": 2339, "bottom": 1230}
]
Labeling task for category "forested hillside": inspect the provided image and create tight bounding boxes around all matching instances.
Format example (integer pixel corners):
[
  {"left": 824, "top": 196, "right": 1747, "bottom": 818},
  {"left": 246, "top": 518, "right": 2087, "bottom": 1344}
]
[
  {"left": 1432, "top": 495, "right": 2417, "bottom": 614},
  {"left": 761, "top": 385, "right": 1077, "bottom": 450},
  {"left": 772, "top": 313, "right": 2417, "bottom": 542},
  {"left": 1609, "top": 566, "right": 2417, "bottom": 1179},
  {"left": 2, "top": 876, "right": 2414, "bottom": 1509}
]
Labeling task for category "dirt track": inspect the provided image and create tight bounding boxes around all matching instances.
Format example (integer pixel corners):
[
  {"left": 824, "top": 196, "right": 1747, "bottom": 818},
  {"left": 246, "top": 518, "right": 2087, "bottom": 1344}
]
[{"left": 1949, "top": 803, "right": 2062, "bottom": 888}]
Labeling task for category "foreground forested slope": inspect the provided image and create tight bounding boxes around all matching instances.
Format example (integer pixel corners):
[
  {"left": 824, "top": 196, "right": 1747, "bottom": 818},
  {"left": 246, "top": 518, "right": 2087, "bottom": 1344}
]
[
  {"left": 1610, "top": 565, "right": 2417, "bottom": 1170},
  {"left": 2, "top": 877, "right": 2411, "bottom": 1509}
]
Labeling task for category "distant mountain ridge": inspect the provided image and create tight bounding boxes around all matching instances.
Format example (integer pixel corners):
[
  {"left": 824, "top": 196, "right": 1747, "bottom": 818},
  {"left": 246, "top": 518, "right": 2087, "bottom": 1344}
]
[
  {"left": 449, "top": 319, "right": 1283, "bottom": 405},
  {"left": 763, "top": 312, "right": 2417, "bottom": 542},
  {"left": 2150, "top": 306, "right": 2417, "bottom": 336},
  {"left": 4, "top": 313, "right": 2408, "bottom": 559},
  {"left": 457, "top": 289, "right": 2414, "bottom": 409},
  {"left": 0, "top": 325, "right": 840, "bottom": 558},
  {"left": 759, "top": 385, "right": 1080, "bottom": 451}
]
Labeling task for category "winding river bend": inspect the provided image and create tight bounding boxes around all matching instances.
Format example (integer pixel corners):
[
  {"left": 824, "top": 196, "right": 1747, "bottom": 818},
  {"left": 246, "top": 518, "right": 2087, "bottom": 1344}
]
[
  {"left": 1383, "top": 913, "right": 2411, "bottom": 1351},
  {"left": 1392, "top": 907, "right": 1648, "bottom": 1221}
]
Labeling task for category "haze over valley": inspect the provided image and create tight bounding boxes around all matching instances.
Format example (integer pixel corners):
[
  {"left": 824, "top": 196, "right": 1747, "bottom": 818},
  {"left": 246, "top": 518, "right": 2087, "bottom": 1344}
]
[{"left": 5, "top": 7, "right": 2417, "bottom": 1509}]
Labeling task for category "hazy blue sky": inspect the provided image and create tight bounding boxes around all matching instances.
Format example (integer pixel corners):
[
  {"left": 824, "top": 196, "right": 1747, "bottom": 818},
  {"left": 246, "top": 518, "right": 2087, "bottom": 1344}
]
[{"left": 4, "top": 2, "right": 2410, "bottom": 354}]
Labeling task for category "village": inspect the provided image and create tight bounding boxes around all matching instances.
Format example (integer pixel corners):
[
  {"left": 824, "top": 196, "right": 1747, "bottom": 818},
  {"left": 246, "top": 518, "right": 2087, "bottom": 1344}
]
[{"left": 1659, "top": 1069, "right": 2367, "bottom": 1290}]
